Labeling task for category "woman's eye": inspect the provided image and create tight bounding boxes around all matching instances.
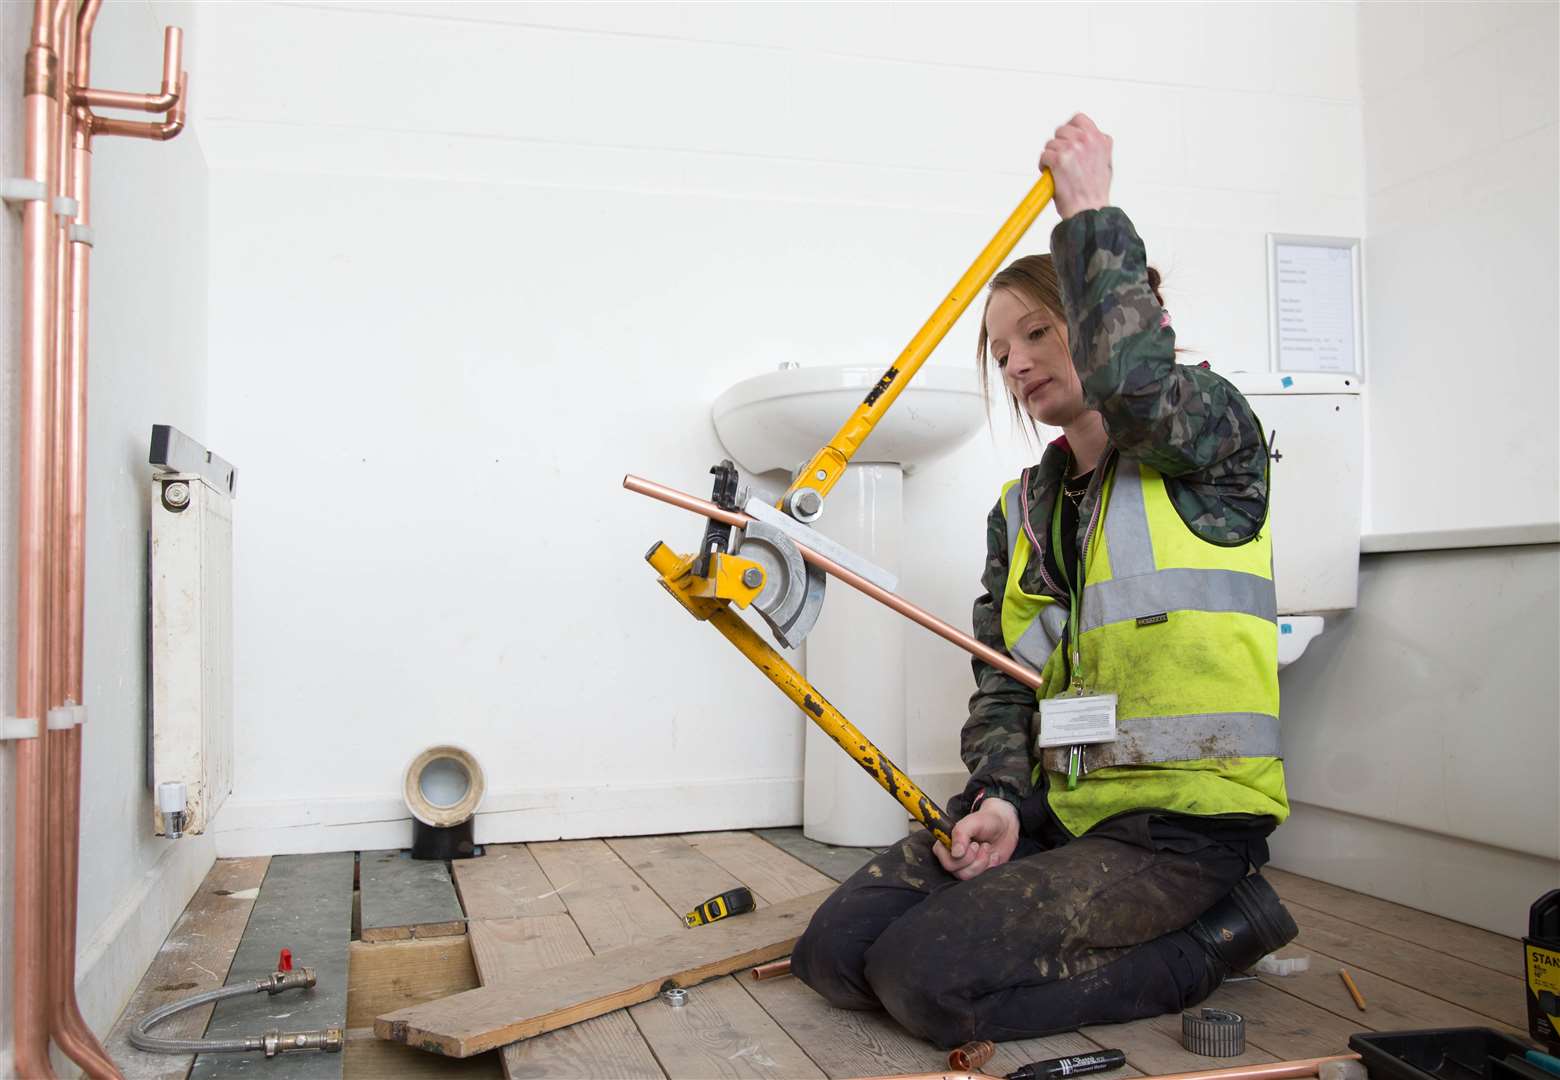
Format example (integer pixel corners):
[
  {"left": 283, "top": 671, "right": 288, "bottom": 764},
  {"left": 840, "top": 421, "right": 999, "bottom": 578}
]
[
  {"left": 1028, "top": 327, "right": 1049, "bottom": 341},
  {"left": 995, "top": 355, "right": 1008, "bottom": 368}
]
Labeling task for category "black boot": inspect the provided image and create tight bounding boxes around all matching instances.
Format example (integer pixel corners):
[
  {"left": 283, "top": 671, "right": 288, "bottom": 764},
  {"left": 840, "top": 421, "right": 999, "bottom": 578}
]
[{"left": 1188, "top": 874, "right": 1299, "bottom": 978}]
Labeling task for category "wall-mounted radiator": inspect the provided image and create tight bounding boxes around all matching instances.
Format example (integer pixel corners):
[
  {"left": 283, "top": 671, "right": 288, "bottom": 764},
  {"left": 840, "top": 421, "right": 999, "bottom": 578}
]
[{"left": 148, "top": 425, "right": 237, "bottom": 837}]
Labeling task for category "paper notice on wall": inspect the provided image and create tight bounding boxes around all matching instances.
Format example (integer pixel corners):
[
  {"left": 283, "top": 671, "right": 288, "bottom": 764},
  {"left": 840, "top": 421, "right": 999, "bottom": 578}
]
[{"left": 1273, "top": 241, "right": 1357, "bottom": 374}]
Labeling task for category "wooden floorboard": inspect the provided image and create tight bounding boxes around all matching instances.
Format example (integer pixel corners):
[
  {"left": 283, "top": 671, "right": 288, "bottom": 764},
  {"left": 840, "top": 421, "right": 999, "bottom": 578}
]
[
  {"left": 468, "top": 913, "right": 664, "bottom": 1079},
  {"left": 105, "top": 857, "right": 270, "bottom": 1080},
  {"left": 1287, "top": 898, "right": 1527, "bottom": 1028},
  {"left": 1256, "top": 945, "right": 1529, "bottom": 1037},
  {"left": 359, "top": 849, "right": 467, "bottom": 942},
  {"left": 1268, "top": 867, "right": 1521, "bottom": 975},
  {"left": 346, "top": 936, "right": 479, "bottom": 1028},
  {"left": 751, "top": 827, "right": 882, "bottom": 884},
  {"left": 376, "top": 891, "right": 827, "bottom": 1057},
  {"left": 191, "top": 853, "right": 355, "bottom": 1080},
  {"left": 683, "top": 830, "right": 838, "bottom": 904},
  {"left": 146, "top": 834, "right": 1538, "bottom": 1080},
  {"left": 740, "top": 972, "right": 949, "bottom": 1079},
  {"left": 609, "top": 833, "right": 825, "bottom": 1076},
  {"left": 452, "top": 843, "right": 567, "bottom": 920}
]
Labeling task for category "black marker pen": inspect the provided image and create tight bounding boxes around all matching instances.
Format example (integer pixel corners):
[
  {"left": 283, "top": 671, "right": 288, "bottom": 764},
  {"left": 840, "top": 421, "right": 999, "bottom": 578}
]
[{"left": 1007, "top": 1049, "right": 1127, "bottom": 1080}]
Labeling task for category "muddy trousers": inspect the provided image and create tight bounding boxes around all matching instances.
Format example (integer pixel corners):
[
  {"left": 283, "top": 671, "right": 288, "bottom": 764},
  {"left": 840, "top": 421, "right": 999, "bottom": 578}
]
[{"left": 790, "top": 826, "right": 1249, "bottom": 1049}]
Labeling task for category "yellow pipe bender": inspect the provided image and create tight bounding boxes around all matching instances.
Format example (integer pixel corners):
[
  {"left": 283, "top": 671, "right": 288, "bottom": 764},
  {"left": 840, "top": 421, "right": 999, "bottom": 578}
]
[{"left": 636, "top": 171, "right": 1056, "bottom": 848}]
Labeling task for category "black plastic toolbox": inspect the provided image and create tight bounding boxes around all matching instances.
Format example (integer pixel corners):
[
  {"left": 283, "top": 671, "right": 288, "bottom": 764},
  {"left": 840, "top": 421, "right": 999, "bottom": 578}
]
[{"left": 1349, "top": 1028, "right": 1548, "bottom": 1080}]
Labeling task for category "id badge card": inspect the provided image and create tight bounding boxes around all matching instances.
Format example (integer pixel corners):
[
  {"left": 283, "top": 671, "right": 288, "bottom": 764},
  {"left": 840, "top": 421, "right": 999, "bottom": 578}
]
[{"left": 1037, "top": 692, "right": 1118, "bottom": 748}]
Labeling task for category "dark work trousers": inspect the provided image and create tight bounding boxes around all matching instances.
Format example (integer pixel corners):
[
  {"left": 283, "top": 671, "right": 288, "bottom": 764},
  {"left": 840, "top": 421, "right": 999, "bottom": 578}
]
[{"left": 790, "top": 818, "right": 1250, "bottom": 1049}]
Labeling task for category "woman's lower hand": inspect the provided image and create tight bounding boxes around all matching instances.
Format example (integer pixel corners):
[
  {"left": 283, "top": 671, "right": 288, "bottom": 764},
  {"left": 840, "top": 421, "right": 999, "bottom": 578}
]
[
  {"left": 933, "top": 798, "right": 1021, "bottom": 881},
  {"left": 1040, "top": 112, "right": 1113, "bottom": 219}
]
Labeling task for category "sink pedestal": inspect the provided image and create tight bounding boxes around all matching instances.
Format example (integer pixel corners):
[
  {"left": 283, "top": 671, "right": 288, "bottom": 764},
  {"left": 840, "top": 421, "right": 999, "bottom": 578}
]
[{"left": 803, "top": 463, "right": 908, "bottom": 848}]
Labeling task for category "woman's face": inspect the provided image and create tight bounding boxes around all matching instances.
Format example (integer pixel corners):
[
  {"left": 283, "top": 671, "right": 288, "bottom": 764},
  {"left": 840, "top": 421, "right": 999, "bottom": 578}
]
[{"left": 984, "top": 287, "right": 1084, "bottom": 427}]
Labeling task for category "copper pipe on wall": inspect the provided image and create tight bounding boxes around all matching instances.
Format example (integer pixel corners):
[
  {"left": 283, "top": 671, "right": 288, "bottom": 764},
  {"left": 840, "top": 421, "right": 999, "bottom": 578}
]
[
  {"left": 75, "top": 24, "right": 180, "bottom": 112},
  {"left": 42, "top": 0, "right": 122, "bottom": 1071},
  {"left": 622, "top": 474, "right": 1045, "bottom": 691},
  {"left": 13, "top": 1, "right": 65, "bottom": 1074},
  {"left": 89, "top": 71, "right": 186, "bottom": 141}
]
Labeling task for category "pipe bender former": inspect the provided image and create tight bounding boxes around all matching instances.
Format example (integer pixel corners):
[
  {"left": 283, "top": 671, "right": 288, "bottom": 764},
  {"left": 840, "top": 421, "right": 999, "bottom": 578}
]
[{"left": 625, "top": 172, "right": 1058, "bottom": 848}]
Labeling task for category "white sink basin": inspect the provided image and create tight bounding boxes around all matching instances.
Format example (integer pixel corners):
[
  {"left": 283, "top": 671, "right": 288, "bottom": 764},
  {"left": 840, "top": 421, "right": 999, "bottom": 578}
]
[{"left": 712, "top": 364, "right": 985, "bottom": 474}]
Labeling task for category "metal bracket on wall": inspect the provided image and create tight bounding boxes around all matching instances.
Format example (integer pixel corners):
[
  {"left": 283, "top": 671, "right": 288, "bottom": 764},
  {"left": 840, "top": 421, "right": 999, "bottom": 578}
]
[{"left": 149, "top": 424, "right": 239, "bottom": 497}]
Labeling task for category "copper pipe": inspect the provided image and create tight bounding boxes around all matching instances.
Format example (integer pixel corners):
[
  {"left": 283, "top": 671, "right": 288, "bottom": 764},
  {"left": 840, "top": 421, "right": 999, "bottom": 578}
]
[
  {"left": 76, "top": 25, "right": 181, "bottom": 112},
  {"left": 91, "top": 71, "right": 186, "bottom": 140},
  {"left": 845, "top": 1060, "right": 1361, "bottom": 1080},
  {"left": 46, "top": 4, "right": 122, "bottom": 1075},
  {"left": 622, "top": 474, "right": 1044, "bottom": 690},
  {"left": 14, "top": 9, "right": 64, "bottom": 1078},
  {"left": 750, "top": 958, "right": 792, "bottom": 980},
  {"left": 947, "top": 1041, "right": 994, "bottom": 1072}
]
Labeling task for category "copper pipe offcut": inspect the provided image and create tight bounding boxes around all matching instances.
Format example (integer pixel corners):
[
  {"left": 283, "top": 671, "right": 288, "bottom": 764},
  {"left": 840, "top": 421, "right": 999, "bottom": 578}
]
[
  {"left": 622, "top": 474, "right": 1044, "bottom": 691},
  {"left": 750, "top": 958, "right": 792, "bottom": 981}
]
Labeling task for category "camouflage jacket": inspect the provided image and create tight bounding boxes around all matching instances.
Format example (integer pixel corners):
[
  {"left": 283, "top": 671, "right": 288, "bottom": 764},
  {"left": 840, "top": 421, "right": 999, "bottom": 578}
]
[{"left": 954, "top": 206, "right": 1271, "bottom": 818}]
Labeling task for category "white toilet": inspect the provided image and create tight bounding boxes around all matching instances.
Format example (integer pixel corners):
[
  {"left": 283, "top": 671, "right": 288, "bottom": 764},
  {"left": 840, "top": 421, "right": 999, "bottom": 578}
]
[{"left": 1226, "top": 372, "right": 1364, "bottom": 668}]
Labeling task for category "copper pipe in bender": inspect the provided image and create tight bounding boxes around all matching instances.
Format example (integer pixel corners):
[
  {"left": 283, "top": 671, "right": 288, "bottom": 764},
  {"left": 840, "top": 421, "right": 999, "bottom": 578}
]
[
  {"left": 622, "top": 474, "right": 1044, "bottom": 691},
  {"left": 14, "top": 5, "right": 64, "bottom": 1078}
]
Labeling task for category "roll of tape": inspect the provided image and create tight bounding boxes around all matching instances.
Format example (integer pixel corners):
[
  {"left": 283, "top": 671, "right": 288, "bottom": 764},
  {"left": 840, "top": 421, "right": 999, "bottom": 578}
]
[
  {"left": 402, "top": 745, "right": 485, "bottom": 828},
  {"left": 1182, "top": 1008, "right": 1246, "bottom": 1057}
]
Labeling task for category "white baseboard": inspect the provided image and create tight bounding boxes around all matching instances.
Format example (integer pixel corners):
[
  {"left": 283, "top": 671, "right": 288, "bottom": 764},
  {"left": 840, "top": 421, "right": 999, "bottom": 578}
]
[
  {"left": 212, "top": 776, "right": 809, "bottom": 858},
  {"left": 1269, "top": 800, "right": 1560, "bottom": 938},
  {"left": 74, "top": 832, "right": 216, "bottom": 1038}
]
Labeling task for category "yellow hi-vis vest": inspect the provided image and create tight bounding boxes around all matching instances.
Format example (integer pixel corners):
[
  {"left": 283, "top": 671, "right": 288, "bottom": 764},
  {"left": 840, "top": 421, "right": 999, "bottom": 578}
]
[{"left": 999, "top": 456, "right": 1289, "bottom": 837}]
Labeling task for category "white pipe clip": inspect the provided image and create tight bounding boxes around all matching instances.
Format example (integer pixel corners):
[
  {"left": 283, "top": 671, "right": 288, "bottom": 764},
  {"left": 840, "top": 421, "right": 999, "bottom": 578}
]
[
  {"left": 46, "top": 705, "right": 86, "bottom": 730},
  {"left": 52, "top": 195, "right": 80, "bottom": 218},
  {"left": 0, "top": 177, "right": 48, "bottom": 206},
  {"left": 1, "top": 716, "right": 41, "bottom": 740},
  {"left": 71, "top": 224, "right": 95, "bottom": 246}
]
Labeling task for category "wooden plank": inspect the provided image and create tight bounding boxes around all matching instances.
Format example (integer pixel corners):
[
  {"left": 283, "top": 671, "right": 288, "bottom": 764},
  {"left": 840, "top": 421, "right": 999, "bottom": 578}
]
[
  {"left": 105, "top": 857, "right": 270, "bottom": 1080},
  {"left": 359, "top": 849, "right": 466, "bottom": 942},
  {"left": 345, "top": 936, "right": 479, "bottom": 1028},
  {"left": 451, "top": 843, "right": 567, "bottom": 920},
  {"left": 1287, "top": 900, "right": 1527, "bottom": 1028},
  {"left": 629, "top": 975, "right": 826, "bottom": 1079},
  {"left": 607, "top": 834, "right": 758, "bottom": 914},
  {"left": 376, "top": 889, "right": 829, "bottom": 1057},
  {"left": 1268, "top": 868, "right": 1522, "bottom": 975},
  {"left": 752, "top": 827, "right": 882, "bottom": 884},
  {"left": 529, "top": 838, "right": 685, "bottom": 949},
  {"left": 343, "top": 1028, "right": 500, "bottom": 1079},
  {"left": 1256, "top": 946, "right": 1529, "bottom": 1036},
  {"left": 683, "top": 831, "right": 838, "bottom": 903},
  {"left": 191, "top": 852, "right": 355, "bottom": 1080},
  {"left": 468, "top": 915, "right": 664, "bottom": 1079},
  {"left": 738, "top": 971, "right": 946, "bottom": 1079}
]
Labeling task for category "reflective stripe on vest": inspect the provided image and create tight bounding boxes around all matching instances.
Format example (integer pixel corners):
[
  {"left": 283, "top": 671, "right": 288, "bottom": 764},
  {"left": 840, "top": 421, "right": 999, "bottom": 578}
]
[{"left": 1000, "top": 459, "right": 1279, "bottom": 769}]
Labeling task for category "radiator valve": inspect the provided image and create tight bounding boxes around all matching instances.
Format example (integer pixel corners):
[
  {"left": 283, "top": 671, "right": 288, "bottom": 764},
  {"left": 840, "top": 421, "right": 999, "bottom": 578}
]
[{"left": 157, "top": 781, "right": 188, "bottom": 838}]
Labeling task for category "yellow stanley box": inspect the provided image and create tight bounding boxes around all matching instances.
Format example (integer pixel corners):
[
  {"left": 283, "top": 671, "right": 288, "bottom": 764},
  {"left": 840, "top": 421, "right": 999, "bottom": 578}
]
[{"left": 1527, "top": 890, "right": 1560, "bottom": 1053}]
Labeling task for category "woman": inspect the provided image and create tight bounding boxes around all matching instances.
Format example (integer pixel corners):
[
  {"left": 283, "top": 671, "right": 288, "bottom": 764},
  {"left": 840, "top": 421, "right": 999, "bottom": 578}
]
[{"left": 790, "top": 114, "right": 1298, "bottom": 1049}]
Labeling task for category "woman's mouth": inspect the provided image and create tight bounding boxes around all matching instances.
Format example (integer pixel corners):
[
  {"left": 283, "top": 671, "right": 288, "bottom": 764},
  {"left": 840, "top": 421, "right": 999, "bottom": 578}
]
[{"left": 1023, "top": 378, "right": 1052, "bottom": 400}]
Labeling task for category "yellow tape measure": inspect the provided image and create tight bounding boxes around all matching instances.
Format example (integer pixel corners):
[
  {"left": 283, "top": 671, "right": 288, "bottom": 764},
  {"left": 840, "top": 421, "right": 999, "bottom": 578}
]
[{"left": 684, "top": 886, "right": 755, "bottom": 928}]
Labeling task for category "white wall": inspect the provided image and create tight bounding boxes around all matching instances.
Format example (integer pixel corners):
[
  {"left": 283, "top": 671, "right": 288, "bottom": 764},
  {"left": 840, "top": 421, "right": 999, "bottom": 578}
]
[
  {"left": 1357, "top": 0, "right": 1559, "bottom": 540},
  {"left": 1, "top": 1, "right": 214, "bottom": 1070},
  {"left": 194, "top": 1, "right": 1366, "bottom": 854},
  {"left": 1267, "top": 0, "right": 1560, "bottom": 937}
]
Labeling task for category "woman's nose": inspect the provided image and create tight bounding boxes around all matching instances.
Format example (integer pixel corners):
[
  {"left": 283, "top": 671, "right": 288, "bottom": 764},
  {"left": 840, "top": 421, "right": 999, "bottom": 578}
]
[{"left": 1006, "top": 349, "right": 1033, "bottom": 378}]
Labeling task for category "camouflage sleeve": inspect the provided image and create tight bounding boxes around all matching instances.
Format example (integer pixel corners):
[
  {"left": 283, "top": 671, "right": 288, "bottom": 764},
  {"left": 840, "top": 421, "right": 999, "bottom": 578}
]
[
  {"left": 1050, "top": 207, "right": 1268, "bottom": 542},
  {"left": 950, "top": 498, "right": 1038, "bottom": 819}
]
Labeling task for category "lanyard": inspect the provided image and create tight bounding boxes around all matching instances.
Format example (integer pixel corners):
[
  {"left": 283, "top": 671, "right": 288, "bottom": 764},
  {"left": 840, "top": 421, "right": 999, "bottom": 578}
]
[{"left": 1049, "top": 480, "right": 1087, "bottom": 691}]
